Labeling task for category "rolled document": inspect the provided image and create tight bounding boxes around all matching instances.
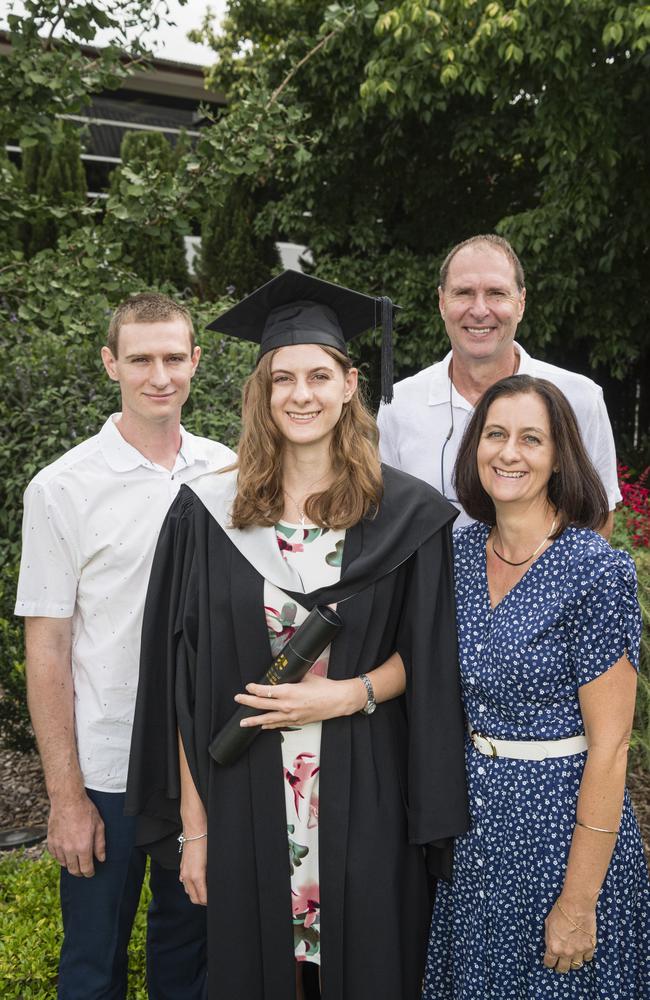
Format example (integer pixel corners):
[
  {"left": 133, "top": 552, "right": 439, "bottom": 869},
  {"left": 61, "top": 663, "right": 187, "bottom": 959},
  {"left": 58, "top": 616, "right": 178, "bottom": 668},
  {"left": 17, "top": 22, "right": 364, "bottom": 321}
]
[{"left": 209, "top": 604, "right": 343, "bottom": 766}]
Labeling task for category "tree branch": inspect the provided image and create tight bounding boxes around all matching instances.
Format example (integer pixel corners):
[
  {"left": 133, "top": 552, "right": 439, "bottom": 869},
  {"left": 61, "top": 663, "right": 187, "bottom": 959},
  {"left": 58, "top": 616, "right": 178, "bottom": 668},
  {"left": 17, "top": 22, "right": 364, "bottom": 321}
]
[
  {"left": 266, "top": 15, "right": 353, "bottom": 109},
  {"left": 43, "top": 0, "right": 71, "bottom": 51}
]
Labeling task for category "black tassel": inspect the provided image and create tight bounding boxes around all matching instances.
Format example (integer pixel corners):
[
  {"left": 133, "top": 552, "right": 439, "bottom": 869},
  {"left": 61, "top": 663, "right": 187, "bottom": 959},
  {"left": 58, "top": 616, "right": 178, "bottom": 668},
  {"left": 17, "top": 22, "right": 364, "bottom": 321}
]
[{"left": 380, "top": 295, "right": 394, "bottom": 404}]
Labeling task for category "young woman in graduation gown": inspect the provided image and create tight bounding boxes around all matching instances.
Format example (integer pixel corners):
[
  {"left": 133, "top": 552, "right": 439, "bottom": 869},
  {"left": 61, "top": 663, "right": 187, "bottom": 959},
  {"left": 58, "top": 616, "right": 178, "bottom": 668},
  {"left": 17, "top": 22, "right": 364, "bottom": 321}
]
[{"left": 125, "top": 272, "right": 469, "bottom": 1000}]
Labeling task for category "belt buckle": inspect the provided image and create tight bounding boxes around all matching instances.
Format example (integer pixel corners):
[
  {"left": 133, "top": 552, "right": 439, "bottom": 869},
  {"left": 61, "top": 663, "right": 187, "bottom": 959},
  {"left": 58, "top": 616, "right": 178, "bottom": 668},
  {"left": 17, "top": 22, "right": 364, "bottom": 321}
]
[{"left": 471, "top": 729, "right": 498, "bottom": 758}]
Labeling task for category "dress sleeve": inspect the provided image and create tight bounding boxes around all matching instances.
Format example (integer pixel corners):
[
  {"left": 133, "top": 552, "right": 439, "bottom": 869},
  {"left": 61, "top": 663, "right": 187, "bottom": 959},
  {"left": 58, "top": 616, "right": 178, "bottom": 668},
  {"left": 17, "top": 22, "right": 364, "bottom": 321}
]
[
  {"left": 568, "top": 547, "right": 641, "bottom": 687},
  {"left": 394, "top": 521, "right": 469, "bottom": 878},
  {"left": 124, "top": 486, "right": 198, "bottom": 868}
]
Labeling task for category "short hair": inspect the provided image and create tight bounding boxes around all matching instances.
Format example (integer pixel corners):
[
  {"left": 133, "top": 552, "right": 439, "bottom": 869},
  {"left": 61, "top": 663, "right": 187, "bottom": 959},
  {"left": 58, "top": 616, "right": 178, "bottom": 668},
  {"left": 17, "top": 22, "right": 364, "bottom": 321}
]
[
  {"left": 453, "top": 375, "right": 609, "bottom": 535},
  {"left": 439, "top": 234, "right": 525, "bottom": 291},
  {"left": 106, "top": 293, "right": 195, "bottom": 357}
]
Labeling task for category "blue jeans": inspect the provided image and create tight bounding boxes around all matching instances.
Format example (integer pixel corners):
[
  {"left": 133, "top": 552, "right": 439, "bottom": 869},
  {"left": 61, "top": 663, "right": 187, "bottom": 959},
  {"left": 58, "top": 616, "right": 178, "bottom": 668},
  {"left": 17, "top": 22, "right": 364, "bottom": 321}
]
[{"left": 58, "top": 789, "right": 206, "bottom": 1000}]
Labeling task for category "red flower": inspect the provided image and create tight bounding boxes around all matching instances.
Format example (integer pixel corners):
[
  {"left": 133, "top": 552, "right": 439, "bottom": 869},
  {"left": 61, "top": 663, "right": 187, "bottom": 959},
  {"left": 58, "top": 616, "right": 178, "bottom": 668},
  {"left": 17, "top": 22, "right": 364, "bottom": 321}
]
[{"left": 617, "top": 463, "right": 650, "bottom": 548}]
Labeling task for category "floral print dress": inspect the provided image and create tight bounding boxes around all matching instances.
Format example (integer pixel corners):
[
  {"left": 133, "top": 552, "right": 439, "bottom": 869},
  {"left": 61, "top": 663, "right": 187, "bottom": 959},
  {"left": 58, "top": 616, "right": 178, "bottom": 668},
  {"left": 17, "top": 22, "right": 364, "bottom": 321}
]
[
  {"left": 424, "top": 523, "right": 650, "bottom": 999},
  {"left": 265, "top": 521, "right": 345, "bottom": 965}
]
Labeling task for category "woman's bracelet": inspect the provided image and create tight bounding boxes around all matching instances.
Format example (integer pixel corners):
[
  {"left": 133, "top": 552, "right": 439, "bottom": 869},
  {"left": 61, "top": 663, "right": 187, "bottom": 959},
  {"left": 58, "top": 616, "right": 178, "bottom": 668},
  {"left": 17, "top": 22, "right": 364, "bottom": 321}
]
[
  {"left": 555, "top": 900, "right": 596, "bottom": 947},
  {"left": 177, "top": 831, "right": 208, "bottom": 853},
  {"left": 575, "top": 818, "right": 619, "bottom": 836}
]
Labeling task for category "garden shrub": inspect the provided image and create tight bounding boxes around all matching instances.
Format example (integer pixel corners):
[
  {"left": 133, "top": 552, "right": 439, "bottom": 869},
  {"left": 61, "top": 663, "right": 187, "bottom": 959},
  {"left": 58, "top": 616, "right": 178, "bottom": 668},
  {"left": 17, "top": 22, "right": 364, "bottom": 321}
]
[
  {"left": 611, "top": 468, "right": 650, "bottom": 771},
  {"left": 0, "top": 851, "right": 150, "bottom": 998}
]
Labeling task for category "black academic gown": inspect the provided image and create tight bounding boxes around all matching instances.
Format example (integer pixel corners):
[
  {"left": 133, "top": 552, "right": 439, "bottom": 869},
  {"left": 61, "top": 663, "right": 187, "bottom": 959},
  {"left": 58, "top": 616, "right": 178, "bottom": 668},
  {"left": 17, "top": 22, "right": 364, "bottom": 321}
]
[{"left": 126, "top": 465, "right": 469, "bottom": 1000}]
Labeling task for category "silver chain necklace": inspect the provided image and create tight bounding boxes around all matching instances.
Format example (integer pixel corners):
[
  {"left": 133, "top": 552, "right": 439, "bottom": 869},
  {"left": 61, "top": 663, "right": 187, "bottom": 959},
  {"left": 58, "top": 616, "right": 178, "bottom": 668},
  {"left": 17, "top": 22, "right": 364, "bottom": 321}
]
[{"left": 283, "top": 473, "right": 330, "bottom": 527}]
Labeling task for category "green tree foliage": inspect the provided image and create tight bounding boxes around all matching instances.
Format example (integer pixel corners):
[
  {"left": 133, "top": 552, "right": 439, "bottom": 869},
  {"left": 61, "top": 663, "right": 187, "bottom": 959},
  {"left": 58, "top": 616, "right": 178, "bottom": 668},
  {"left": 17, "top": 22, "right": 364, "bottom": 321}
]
[
  {"left": 0, "top": 150, "right": 22, "bottom": 252},
  {"left": 198, "top": 179, "right": 280, "bottom": 299},
  {"left": 197, "top": 0, "right": 650, "bottom": 382},
  {"left": 0, "top": 0, "right": 169, "bottom": 239},
  {"left": 108, "top": 131, "right": 190, "bottom": 288},
  {"left": 362, "top": 0, "right": 650, "bottom": 377},
  {"left": 21, "top": 121, "right": 87, "bottom": 256}
]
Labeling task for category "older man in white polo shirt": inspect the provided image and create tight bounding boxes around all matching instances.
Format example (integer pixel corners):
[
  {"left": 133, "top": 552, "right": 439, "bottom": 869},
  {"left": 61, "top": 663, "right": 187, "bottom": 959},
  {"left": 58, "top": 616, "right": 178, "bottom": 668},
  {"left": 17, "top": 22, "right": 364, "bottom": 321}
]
[
  {"left": 378, "top": 234, "right": 619, "bottom": 535},
  {"left": 15, "top": 293, "right": 235, "bottom": 1000}
]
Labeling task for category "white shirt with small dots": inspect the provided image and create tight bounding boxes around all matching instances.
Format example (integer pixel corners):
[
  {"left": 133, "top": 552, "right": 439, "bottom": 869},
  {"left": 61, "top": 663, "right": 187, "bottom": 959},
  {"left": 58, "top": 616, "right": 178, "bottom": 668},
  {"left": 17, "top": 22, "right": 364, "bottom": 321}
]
[{"left": 15, "top": 415, "right": 235, "bottom": 792}]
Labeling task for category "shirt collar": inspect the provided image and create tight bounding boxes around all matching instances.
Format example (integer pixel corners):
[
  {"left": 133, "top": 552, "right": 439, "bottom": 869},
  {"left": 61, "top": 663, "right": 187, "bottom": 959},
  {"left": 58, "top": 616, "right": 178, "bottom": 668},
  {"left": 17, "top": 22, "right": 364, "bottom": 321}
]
[
  {"left": 427, "top": 349, "right": 454, "bottom": 405},
  {"left": 513, "top": 342, "right": 532, "bottom": 372},
  {"left": 427, "top": 342, "right": 528, "bottom": 407},
  {"left": 99, "top": 415, "right": 211, "bottom": 473}
]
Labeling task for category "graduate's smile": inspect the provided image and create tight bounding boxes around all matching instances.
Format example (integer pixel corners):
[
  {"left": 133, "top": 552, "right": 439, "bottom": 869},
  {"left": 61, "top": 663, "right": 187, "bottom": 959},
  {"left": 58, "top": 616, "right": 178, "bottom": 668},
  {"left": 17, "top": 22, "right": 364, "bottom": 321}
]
[{"left": 286, "top": 410, "right": 322, "bottom": 422}]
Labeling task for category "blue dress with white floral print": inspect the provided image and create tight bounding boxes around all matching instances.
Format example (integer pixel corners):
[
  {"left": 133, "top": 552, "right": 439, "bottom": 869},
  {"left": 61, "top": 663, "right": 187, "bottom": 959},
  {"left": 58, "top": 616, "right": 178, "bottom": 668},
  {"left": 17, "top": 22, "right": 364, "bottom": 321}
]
[{"left": 423, "top": 523, "right": 650, "bottom": 1000}]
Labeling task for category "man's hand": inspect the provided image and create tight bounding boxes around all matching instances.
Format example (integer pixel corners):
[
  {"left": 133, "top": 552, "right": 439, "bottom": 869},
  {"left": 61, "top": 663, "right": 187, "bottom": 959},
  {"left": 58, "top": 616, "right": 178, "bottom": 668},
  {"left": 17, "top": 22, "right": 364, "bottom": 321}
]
[
  {"left": 25, "top": 616, "right": 105, "bottom": 877},
  {"left": 47, "top": 792, "right": 106, "bottom": 877}
]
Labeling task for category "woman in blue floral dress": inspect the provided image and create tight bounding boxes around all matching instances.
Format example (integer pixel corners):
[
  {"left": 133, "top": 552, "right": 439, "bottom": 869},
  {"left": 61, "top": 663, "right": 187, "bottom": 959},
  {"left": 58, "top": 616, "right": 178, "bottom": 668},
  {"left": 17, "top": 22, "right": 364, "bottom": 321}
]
[{"left": 424, "top": 374, "right": 650, "bottom": 1000}]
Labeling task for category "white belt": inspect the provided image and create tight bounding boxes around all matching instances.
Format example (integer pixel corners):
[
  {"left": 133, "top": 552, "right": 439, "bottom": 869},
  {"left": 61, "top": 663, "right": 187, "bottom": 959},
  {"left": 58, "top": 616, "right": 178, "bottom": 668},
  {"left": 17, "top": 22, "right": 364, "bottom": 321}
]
[{"left": 469, "top": 725, "right": 588, "bottom": 761}]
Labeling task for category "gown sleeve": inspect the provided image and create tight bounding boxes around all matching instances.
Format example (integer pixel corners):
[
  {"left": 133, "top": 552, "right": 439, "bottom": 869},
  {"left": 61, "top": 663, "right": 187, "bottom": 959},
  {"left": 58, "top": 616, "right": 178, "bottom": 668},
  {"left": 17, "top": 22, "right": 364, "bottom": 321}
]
[
  {"left": 568, "top": 545, "right": 641, "bottom": 687},
  {"left": 124, "top": 485, "right": 201, "bottom": 869},
  {"left": 395, "top": 520, "right": 470, "bottom": 879}
]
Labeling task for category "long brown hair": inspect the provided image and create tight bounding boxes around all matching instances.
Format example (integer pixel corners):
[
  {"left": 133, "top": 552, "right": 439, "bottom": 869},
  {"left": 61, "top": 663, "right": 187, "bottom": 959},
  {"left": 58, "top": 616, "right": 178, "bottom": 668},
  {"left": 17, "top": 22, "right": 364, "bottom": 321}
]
[
  {"left": 230, "top": 346, "right": 383, "bottom": 529},
  {"left": 454, "top": 375, "right": 609, "bottom": 535}
]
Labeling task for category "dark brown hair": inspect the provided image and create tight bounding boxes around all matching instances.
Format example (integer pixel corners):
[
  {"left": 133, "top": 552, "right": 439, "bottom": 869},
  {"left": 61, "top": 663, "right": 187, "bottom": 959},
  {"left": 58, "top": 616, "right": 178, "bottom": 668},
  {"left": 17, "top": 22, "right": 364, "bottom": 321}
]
[
  {"left": 439, "top": 234, "right": 525, "bottom": 291},
  {"left": 107, "top": 292, "right": 195, "bottom": 357},
  {"left": 229, "top": 346, "right": 383, "bottom": 530},
  {"left": 454, "top": 375, "right": 609, "bottom": 534}
]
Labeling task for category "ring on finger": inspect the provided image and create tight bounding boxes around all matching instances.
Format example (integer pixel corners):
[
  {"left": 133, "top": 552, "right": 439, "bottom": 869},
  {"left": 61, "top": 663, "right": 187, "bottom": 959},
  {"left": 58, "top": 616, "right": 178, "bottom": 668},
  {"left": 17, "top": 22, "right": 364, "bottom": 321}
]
[
  {"left": 570, "top": 962, "right": 583, "bottom": 970},
  {"left": 267, "top": 689, "right": 274, "bottom": 699}
]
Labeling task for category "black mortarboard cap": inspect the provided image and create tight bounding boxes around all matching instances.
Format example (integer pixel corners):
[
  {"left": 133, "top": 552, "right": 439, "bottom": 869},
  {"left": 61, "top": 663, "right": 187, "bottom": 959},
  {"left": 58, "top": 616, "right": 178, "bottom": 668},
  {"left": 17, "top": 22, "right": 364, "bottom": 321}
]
[{"left": 207, "top": 270, "right": 397, "bottom": 403}]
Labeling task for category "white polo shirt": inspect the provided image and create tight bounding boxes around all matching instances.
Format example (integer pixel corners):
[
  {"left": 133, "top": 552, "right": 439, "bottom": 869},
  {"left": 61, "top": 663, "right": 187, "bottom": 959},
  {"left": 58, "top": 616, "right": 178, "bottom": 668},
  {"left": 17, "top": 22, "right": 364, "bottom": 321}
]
[
  {"left": 378, "top": 344, "right": 621, "bottom": 530},
  {"left": 15, "top": 415, "right": 235, "bottom": 792}
]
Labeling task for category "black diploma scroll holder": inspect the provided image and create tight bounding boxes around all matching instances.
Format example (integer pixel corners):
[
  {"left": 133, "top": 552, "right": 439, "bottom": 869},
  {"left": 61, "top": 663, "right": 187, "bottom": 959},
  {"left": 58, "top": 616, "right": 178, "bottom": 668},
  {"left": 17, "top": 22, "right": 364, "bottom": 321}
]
[{"left": 209, "top": 604, "right": 343, "bottom": 766}]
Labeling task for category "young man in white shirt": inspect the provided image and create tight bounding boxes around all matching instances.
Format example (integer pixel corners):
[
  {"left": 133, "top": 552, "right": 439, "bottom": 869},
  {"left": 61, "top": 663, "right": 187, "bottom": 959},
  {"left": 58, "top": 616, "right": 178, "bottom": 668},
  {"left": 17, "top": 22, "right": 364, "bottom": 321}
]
[
  {"left": 378, "top": 235, "right": 619, "bottom": 535},
  {"left": 15, "top": 293, "right": 235, "bottom": 1000}
]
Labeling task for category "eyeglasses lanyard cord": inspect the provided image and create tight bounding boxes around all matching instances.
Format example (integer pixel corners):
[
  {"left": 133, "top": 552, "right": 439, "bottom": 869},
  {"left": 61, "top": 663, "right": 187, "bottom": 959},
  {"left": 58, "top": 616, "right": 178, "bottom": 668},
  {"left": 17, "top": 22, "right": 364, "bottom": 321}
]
[{"left": 440, "top": 370, "right": 456, "bottom": 501}]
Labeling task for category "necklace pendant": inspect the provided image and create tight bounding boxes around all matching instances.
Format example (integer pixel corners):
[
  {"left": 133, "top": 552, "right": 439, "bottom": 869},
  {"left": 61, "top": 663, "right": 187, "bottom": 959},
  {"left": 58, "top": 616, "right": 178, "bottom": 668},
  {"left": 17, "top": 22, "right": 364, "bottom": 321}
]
[{"left": 298, "top": 512, "right": 306, "bottom": 528}]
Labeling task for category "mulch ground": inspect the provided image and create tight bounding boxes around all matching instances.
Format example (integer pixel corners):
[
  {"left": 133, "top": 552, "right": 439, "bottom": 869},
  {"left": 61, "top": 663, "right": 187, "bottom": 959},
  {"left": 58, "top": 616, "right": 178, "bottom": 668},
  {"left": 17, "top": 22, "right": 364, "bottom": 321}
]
[{"left": 1, "top": 747, "right": 649, "bottom": 865}]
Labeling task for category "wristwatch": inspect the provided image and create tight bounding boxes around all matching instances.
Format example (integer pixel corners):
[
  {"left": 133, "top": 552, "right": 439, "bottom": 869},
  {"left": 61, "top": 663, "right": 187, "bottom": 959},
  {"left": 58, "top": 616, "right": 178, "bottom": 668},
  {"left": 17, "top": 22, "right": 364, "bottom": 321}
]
[{"left": 358, "top": 673, "right": 376, "bottom": 715}]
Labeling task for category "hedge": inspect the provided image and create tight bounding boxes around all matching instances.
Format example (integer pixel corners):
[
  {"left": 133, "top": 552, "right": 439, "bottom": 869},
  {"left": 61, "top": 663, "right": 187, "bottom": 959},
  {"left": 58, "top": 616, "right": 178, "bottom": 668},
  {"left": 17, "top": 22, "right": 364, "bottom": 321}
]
[{"left": 0, "top": 851, "right": 150, "bottom": 998}]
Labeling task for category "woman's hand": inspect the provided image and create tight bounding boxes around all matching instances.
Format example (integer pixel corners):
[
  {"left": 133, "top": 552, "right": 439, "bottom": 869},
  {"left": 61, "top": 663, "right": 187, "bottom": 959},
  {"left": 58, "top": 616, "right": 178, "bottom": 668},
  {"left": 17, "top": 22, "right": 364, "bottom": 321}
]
[
  {"left": 543, "top": 898, "right": 596, "bottom": 973},
  {"left": 179, "top": 837, "right": 208, "bottom": 906},
  {"left": 234, "top": 671, "right": 367, "bottom": 729}
]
